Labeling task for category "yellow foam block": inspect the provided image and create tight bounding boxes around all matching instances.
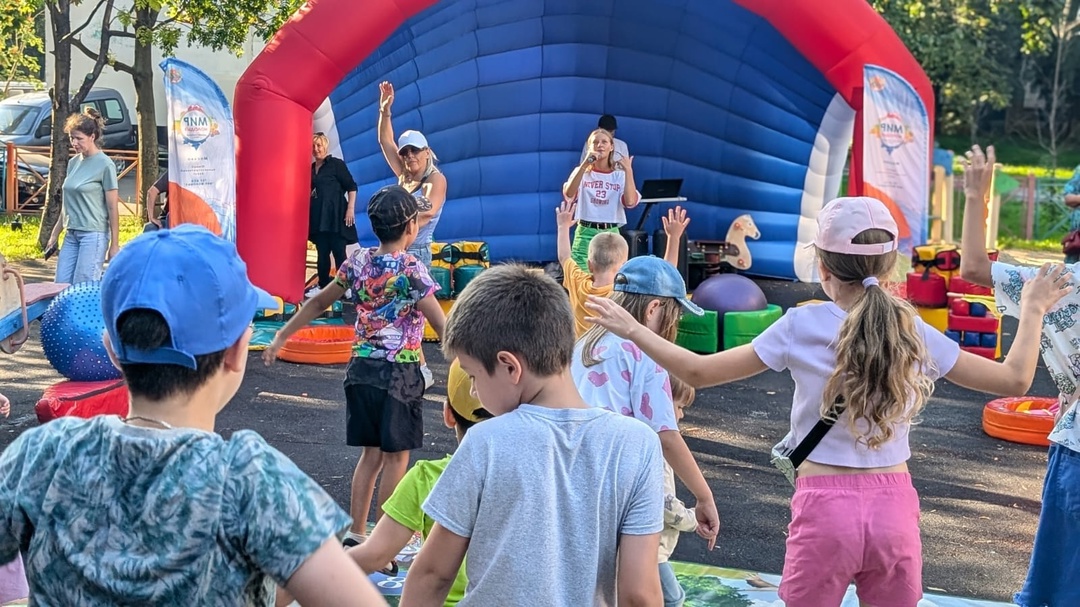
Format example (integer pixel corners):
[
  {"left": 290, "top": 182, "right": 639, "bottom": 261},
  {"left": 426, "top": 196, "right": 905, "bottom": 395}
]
[
  {"left": 423, "top": 299, "right": 456, "bottom": 342},
  {"left": 915, "top": 305, "right": 949, "bottom": 333}
]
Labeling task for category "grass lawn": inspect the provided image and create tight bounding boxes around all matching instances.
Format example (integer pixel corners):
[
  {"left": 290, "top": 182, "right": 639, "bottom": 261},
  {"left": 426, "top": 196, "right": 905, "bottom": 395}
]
[
  {"left": 937, "top": 134, "right": 1079, "bottom": 179},
  {"left": 0, "top": 215, "right": 145, "bottom": 262}
]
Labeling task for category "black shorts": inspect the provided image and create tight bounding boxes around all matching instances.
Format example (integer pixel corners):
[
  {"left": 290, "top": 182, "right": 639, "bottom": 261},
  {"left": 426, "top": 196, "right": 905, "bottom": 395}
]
[{"left": 343, "top": 357, "right": 425, "bottom": 452}]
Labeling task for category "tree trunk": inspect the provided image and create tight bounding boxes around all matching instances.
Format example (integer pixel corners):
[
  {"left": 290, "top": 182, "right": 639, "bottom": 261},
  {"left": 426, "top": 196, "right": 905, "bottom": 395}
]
[
  {"left": 133, "top": 7, "right": 160, "bottom": 220},
  {"left": 38, "top": 0, "right": 73, "bottom": 249}
]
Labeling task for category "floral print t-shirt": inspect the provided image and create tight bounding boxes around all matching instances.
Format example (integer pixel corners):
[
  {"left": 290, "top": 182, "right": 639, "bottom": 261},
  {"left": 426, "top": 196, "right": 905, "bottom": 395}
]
[
  {"left": 0, "top": 416, "right": 351, "bottom": 605},
  {"left": 993, "top": 261, "right": 1080, "bottom": 452},
  {"left": 571, "top": 332, "right": 679, "bottom": 433},
  {"left": 335, "top": 247, "right": 436, "bottom": 363}
]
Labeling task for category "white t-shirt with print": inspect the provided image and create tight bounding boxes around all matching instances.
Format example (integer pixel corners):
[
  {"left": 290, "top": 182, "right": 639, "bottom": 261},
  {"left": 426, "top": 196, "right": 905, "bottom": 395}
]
[
  {"left": 574, "top": 169, "right": 628, "bottom": 226},
  {"left": 571, "top": 333, "right": 679, "bottom": 434},
  {"left": 992, "top": 262, "right": 1080, "bottom": 452},
  {"left": 752, "top": 302, "right": 961, "bottom": 468}
]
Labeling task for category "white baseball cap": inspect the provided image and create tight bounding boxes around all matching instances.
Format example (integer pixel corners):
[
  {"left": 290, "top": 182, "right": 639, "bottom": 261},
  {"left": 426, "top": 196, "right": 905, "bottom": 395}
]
[{"left": 396, "top": 130, "right": 429, "bottom": 153}]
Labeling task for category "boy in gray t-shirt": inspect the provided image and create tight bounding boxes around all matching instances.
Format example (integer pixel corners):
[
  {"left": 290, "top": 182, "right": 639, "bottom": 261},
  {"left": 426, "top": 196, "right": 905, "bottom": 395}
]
[{"left": 400, "top": 265, "right": 665, "bottom": 607}]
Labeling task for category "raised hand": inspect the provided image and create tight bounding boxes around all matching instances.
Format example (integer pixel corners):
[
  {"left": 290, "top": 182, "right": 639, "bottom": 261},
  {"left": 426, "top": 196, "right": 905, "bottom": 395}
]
[
  {"left": 556, "top": 199, "right": 577, "bottom": 229},
  {"left": 962, "top": 144, "right": 996, "bottom": 203},
  {"left": 1020, "top": 263, "right": 1074, "bottom": 315},
  {"left": 662, "top": 206, "right": 690, "bottom": 240},
  {"left": 0, "top": 392, "right": 9, "bottom": 418},
  {"left": 615, "top": 155, "right": 634, "bottom": 172},
  {"left": 584, "top": 294, "right": 645, "bottom": 340},
  {"left": 379, "top": 81, "right": 395, "bottom": 113}
]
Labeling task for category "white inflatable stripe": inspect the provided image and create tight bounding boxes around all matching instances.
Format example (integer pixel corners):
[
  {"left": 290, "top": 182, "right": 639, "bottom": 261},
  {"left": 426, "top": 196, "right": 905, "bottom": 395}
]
[{"left": 794, "top": 92, "right": 856, "bottom": 283}]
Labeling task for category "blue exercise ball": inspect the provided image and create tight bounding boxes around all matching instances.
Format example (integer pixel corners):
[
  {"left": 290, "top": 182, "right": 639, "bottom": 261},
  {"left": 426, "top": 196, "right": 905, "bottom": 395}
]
[
  {"left": 692, "top": 274, "right": 767, "bottom": 315},
  {"left": 40, "top": 282, "right": 122, "bottom": 382}
]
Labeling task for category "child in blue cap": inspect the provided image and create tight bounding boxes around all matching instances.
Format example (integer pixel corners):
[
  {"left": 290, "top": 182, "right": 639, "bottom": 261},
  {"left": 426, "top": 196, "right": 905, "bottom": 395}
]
[
  {"left": 0, "top": 225, "right": 387, "bottom": 606},
  {"left": 570, "top": 254, "right": 722, "bottom": 594}
]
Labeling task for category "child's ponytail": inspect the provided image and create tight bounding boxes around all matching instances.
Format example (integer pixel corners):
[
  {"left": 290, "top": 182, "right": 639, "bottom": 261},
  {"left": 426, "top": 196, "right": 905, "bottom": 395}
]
[{"left": 818, "top": 229, "right": 935, "bottom": 449}]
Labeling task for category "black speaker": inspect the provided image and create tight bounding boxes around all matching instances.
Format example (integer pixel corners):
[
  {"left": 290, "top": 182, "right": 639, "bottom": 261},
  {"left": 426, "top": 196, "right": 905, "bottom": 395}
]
[
  {"left": 620, "top": 228, "right": 650, "bottom": 259},
  {"left": 652, "top": 229, "right": 689, "bottom": 284}
]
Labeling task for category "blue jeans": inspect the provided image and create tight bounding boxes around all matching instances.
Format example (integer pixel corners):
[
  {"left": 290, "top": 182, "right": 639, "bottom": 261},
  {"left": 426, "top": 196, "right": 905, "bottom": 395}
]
[
  {"left": 659, "top": 561, "right": 685, "bottom": 607},
  {"left": 1014, "top": 444, "right": 1080, "bottom": 607},
  {"left": 55, "top": 229, "right": 108, "bottom": 285},
  {"left": 408, "top": 241, "right": 432, "bottom": 267}
]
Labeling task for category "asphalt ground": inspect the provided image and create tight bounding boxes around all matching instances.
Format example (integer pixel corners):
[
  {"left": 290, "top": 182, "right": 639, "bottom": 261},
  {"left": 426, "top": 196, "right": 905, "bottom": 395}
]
[{"left": 0, "top": 255, "right": 1063, "bottom": 603}]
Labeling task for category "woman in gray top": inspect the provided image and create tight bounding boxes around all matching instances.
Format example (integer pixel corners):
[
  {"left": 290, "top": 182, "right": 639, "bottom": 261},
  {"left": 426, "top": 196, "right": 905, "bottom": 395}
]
[{"left": 47, "top": 107, "right": 119, "bottom": 284}]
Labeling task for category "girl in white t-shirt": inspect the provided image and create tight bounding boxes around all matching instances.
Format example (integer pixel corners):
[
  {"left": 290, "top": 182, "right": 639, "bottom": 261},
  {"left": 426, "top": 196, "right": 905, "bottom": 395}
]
[
  {"left": 571, "top": 255, "right": 720, "bottom": 554},
  {"left": 562, "top": 129, "right": 640, "bottom": 271},
  {"left": 585, "top": 196, "right": 1071, "bottom": 607}
]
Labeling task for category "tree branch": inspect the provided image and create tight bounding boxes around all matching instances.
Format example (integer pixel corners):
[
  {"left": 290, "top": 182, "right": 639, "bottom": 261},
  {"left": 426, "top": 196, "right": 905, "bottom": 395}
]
[
  {"left": 63, "top": 0, "right": 110, "bottom": 43},
  {"left": 70, "top": 0, "right": 117, "bottom": 105}
]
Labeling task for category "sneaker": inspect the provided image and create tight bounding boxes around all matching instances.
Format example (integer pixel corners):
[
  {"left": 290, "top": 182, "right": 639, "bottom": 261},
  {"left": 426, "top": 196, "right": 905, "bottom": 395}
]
[
  {"left": 342, "top": 535, "right": 364, "bottom": 548},
  {"left": 421, "top": 364, "right": 434, "bottom": 390}
]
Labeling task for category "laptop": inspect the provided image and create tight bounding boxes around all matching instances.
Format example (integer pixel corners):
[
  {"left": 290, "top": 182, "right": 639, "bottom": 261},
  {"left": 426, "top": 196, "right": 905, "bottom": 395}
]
[{"left": 639, "top": 178, "right": 684, "bottom": 200}]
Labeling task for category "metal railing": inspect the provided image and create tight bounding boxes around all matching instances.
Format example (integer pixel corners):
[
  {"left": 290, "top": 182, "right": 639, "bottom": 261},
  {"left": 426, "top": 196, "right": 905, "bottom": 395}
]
[{"left": 3, "top": 142, "right": 143, "bottom": 215}]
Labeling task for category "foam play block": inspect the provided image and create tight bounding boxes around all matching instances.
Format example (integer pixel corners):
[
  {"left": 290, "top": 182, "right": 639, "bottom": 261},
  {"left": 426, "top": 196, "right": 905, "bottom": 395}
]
[
  {"left": 949, "top": 299, "right": 970, "bottom": 316},
  {"left": 906, "top": 272, "right": 948, "bottom": 307},
  {"left": 723, "top": 304, "right": 782, "bottom": 350},
  {"left": 676, "top": 310, "right": 720, "bottom": 354},
  {"left": 945, "top": 330, "right": 962, "bottom": 343},
  {"left": 980, "top": 332, "right": 998, "bottom": 348},
  {"left": 915, "top": 306, "right": 949, "bottom": 333},
  {"left": 963, "top": 346, "right": 997, "bottom": 360},
  {"left": 969, "top": 302, "right": 989, "bottom": 317},
  {"left": 962, "top": 332, "right": 980, "bottom": 347},
  {"left": 948, "top": 276, "right": 993, "bottom": 297},
  {"left": 423, "top": 299, "right": 456, "bottom": 342},
  {"left": 948, "top": 312, "right": 999, "bottom": 334}
]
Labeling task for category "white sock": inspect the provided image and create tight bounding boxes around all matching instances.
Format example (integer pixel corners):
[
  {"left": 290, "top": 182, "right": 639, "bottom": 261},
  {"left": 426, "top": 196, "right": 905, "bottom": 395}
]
[{"left": 345, "top": 531, "right": 366, "bottom": 543}]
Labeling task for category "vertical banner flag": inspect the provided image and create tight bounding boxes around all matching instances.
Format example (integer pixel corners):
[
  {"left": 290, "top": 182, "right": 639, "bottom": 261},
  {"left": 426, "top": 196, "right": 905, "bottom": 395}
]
[
  {"left": 862, "top": 64, "right": 930, "bottom": 254},
  {"left": 161, "top": 57, "right": 236, "bottom": 241}
]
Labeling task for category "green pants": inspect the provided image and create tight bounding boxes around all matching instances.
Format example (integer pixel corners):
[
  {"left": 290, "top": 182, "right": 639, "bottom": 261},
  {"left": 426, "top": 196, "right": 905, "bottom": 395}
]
[{"left": 571, "top": 224, "right": 621, "bottom": 272}]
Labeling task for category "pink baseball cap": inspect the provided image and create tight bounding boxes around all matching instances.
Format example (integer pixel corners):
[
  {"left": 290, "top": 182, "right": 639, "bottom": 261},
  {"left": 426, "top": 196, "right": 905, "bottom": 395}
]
[{"left": 813, "top": 196, "right": 899, "bottom": 255}]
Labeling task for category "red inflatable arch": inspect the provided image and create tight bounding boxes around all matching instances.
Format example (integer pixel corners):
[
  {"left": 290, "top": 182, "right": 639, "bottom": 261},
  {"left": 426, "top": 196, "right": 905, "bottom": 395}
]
[{"left": 234, "top": 0, "right": 932, "bottom": 302}]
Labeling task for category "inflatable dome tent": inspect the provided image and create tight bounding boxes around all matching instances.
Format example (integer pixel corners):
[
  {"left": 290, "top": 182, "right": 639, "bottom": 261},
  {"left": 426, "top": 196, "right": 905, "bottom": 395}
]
[{"left": 235, "top": 0, "right": 933, "bottom": 302}]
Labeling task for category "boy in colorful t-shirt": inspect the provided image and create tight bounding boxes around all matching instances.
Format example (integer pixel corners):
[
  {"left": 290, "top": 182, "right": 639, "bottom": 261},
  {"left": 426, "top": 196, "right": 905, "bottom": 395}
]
[{"left": 268, "top": 185, "right": 447, "bottom": 547}]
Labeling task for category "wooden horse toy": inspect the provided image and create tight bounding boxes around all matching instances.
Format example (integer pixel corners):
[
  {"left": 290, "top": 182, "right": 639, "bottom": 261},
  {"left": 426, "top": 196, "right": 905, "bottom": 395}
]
[
  {"left": 722, "top": 214, "right": 760, "bottom": 270},
  {"left": 0, "top": 252, "right": 67, "bottom": 354}
]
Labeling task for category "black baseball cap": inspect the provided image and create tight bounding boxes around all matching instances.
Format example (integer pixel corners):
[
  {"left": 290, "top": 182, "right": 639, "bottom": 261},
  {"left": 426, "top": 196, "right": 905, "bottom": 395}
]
[
  {"left": 368, "top": 185, "right": 418, "bottom": 232},
  {"left": 598, "top": 114, "right": 618, "bottom": 131}
]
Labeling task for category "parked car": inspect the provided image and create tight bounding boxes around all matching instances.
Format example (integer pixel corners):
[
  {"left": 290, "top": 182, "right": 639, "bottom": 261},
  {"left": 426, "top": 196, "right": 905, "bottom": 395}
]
[
  {"left": 0, "top": 87, "right": 135, "bottom": 151},
  {"left": 0, "top": 81, "right": 43, "bottom": 100}
]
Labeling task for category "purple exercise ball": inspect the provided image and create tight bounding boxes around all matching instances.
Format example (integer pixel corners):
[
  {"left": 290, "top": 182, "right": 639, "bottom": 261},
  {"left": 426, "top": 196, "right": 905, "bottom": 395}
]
[{"left": 692, "top": 274, "right": 767, "bottom": 315}]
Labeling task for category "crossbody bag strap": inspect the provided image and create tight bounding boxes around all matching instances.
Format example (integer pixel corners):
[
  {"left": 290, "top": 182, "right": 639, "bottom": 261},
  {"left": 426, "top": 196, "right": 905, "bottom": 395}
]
[{"left": 787, "top": 396, "right": 846, "bottom": 470}]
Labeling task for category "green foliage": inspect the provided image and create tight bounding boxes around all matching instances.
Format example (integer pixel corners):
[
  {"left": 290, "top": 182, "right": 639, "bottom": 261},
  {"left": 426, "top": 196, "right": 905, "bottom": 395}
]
[
  {"left": 109, "top": 0, "right": 305, "bottom": 57},
  {"left": 677, "top": 574, "right": 754, "bottom": 607},
  {"left": 0, "top": 214, "right": 144, "bottom": 262},
  {"left": 872, "top": 0, "right": 1068, "bottom": 137},
  {"left": 0, "top": 0, "right": 44, "bottom": 84}
]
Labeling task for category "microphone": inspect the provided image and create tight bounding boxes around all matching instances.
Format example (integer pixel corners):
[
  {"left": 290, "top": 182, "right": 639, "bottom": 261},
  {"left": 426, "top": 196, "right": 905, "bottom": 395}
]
[{"left": 586, "top": 154, "right": 597, "bottom": 164}]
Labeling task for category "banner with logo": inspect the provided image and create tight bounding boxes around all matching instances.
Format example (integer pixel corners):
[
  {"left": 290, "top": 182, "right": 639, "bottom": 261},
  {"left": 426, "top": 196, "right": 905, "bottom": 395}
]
[
  {"left": 161, "top": 57, "right": 236, "bottom": 241},
  {"left": 862, "top": 64, "right": 930, "bottom": 254}
]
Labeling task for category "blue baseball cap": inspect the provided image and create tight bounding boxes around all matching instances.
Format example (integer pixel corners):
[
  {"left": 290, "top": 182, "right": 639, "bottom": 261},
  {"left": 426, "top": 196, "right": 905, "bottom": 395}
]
[
  {"left": 613, "top": 256, "right": 704, "bottom": 316},
  {"left": 101, "top": 224, "right": 277, "bottom": 369}
]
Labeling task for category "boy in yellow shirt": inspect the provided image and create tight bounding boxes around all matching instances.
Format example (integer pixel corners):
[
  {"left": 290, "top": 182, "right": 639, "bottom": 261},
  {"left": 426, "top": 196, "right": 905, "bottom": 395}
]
[{"left": 556, "top": 200, "right": 689, "bottom": 337}]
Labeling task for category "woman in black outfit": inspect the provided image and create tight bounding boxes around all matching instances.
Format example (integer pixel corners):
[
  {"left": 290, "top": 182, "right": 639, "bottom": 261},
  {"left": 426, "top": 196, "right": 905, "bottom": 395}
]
[{"left": 309, "top": 132, "right": 358, "bottom": 295}]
